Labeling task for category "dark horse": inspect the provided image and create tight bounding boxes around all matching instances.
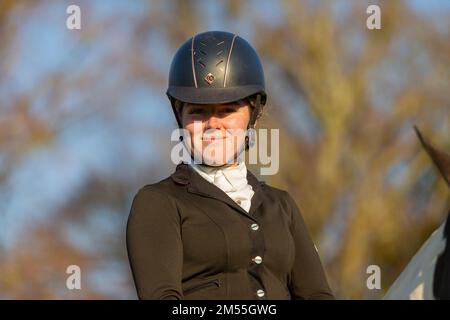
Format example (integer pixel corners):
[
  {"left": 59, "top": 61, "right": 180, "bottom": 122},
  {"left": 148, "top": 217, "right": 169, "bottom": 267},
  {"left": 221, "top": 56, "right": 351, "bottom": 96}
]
[
  {"left": 415, "top": 127, "right": 450, "bottom": 299},
  {"left": 385, "top": 127, "right": 449, "bottom": 299}
]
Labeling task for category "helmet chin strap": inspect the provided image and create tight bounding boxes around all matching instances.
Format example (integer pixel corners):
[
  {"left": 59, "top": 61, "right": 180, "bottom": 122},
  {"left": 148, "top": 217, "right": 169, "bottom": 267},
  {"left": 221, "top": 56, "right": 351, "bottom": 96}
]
[
  {"left": 248, "top": 94, "right": 261, "bottom": 129},
  {"left": 171, "top": 98, "right": 184, "bottom": 128},
  {"left": 245, "top": 94, "right": 261, "bottom": 151}
]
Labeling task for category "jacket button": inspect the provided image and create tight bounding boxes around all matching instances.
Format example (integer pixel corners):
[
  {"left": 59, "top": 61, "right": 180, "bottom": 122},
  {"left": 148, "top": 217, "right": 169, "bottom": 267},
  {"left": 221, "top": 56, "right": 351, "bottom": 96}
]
[
  {"left": 250, "top": 223, "right": 259, "bottom": 231},
  {"left": 252, "top": 256, "right": 263, "bottom": 264},
  {"left": 256, "top": 289, "right": 265, "bottom": 298}
]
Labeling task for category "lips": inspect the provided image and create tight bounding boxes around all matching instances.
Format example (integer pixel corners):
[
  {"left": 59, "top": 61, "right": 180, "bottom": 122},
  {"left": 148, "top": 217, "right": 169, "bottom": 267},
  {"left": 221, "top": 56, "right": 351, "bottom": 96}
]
[{"left": 202, "top": 135, "right": 228, "bottom": 142}]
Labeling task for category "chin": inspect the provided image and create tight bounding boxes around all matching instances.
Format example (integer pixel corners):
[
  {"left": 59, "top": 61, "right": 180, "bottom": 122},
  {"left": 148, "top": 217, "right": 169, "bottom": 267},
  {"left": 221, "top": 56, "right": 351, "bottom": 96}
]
[
  {"left": 201, "top": 155, "right": 233, "bottom": 167},
  {"left": 189, "top": 137, "right": 246, "bottom": 166}
]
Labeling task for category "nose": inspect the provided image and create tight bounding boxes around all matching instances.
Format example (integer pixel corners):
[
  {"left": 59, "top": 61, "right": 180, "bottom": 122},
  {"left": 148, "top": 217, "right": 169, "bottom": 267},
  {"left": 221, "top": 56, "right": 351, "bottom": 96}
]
[{"left": 205, "top": 114, "right": 222, "bottom": 130}]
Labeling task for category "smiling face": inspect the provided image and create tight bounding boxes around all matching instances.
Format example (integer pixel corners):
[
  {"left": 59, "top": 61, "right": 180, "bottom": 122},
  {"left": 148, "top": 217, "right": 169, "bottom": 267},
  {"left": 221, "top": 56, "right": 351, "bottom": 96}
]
[{"left": 180, "top": 100, "right": 252, "bottom": 166}]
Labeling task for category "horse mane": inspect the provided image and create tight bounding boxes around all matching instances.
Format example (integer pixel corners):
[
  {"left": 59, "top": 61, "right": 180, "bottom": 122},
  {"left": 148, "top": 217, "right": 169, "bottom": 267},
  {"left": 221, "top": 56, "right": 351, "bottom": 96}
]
[{"left": 414, "top": 126, "right": 450, "bottom": 187}]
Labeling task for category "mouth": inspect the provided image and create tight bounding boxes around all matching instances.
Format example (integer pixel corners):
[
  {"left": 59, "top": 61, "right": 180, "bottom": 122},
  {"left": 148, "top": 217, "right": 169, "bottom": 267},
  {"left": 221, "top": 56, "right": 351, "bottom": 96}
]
[{"left": 202, "top": 135, "right": 229, "bottom": 142}]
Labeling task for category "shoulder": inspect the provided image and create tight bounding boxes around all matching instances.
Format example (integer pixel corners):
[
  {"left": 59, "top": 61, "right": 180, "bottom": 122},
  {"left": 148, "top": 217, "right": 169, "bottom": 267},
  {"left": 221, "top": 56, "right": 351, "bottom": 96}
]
[
  {"left": 260, "top": 182, "right": 287, "bottom": 196},
  {"left": 128, "top": 177, "right": 181, "bottom": 221},
  {"left": 132, "top": 176, "right": 180, "bottom": 202},
  {"left": 260, "top": 182, "right": 296, "bottom": 207},
  {"left": 260, "top": 182, "right": 306, "bottom": 226}
]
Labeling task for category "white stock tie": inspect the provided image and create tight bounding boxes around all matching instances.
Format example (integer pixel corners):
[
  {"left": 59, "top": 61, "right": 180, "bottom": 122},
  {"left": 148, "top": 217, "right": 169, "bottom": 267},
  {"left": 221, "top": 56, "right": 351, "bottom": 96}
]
[{"left": 189, "top": 161, "right": 255, "bottom": 213}]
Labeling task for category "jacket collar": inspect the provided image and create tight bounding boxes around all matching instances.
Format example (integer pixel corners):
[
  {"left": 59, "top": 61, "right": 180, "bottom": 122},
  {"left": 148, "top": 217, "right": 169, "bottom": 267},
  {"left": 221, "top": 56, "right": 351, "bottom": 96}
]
[{"left": 171, "top": 162, "right": 265, "bottom": 221}]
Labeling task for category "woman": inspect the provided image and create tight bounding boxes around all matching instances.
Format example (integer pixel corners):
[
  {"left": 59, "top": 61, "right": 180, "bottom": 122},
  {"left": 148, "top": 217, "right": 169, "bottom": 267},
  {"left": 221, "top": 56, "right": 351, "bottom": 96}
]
[{"left": 126, "top": 31, "right": 334, "bottom": 300}]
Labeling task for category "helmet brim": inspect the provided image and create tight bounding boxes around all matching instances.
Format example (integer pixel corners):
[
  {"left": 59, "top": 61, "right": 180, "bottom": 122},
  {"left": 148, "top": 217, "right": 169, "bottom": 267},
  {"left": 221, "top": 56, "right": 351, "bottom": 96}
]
[{"left": 167, "top": 85, "right": 266, "bottom": 105}]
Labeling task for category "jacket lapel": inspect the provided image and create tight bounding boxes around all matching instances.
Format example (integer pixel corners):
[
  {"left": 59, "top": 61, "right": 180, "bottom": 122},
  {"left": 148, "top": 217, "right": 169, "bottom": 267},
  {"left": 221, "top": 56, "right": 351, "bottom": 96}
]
[{"left": 171, "top": 162, "right": 264, "bottom": 221}]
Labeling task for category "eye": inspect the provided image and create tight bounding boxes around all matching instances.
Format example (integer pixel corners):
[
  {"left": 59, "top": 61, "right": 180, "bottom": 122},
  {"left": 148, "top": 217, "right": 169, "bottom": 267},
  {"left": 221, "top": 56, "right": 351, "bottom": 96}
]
[
  {"left": 187, "top": 108, "right": 204, "bottom": 115},
  {"left": 222, "top": 107, "right": 237, "bottom": 113}
]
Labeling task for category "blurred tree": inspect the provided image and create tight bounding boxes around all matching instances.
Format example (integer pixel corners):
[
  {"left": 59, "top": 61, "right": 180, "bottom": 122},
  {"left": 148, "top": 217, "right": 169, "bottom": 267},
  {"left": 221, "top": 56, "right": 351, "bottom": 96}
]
[
  {"left": 0, "top": 0, "right": 449, "bottom": 299},
  {"left": 256, "top": 0, "right": 450, "bottom": 298}
]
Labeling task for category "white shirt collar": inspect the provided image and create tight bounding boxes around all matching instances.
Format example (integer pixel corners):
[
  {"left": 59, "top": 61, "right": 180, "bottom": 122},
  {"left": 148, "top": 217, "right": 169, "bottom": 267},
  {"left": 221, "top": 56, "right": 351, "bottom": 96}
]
[{"left": 189, "top": 161, "right": 254, "bottom": 212}]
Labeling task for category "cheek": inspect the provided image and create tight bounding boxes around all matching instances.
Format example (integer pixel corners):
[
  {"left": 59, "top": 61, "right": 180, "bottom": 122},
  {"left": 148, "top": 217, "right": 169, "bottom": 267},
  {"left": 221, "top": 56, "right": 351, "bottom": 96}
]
[
  {"left": 184, "top": 122, "right": 203, "bottom": 140},
  {"left": 225, "top": 113, "right": 250, "bottom": 130}
]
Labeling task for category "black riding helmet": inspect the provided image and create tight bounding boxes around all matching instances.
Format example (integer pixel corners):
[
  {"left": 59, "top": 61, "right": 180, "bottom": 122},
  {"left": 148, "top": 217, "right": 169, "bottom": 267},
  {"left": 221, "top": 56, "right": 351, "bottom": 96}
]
[{"left": 166, "top": 31, "right": 267, "bottom": 130}]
